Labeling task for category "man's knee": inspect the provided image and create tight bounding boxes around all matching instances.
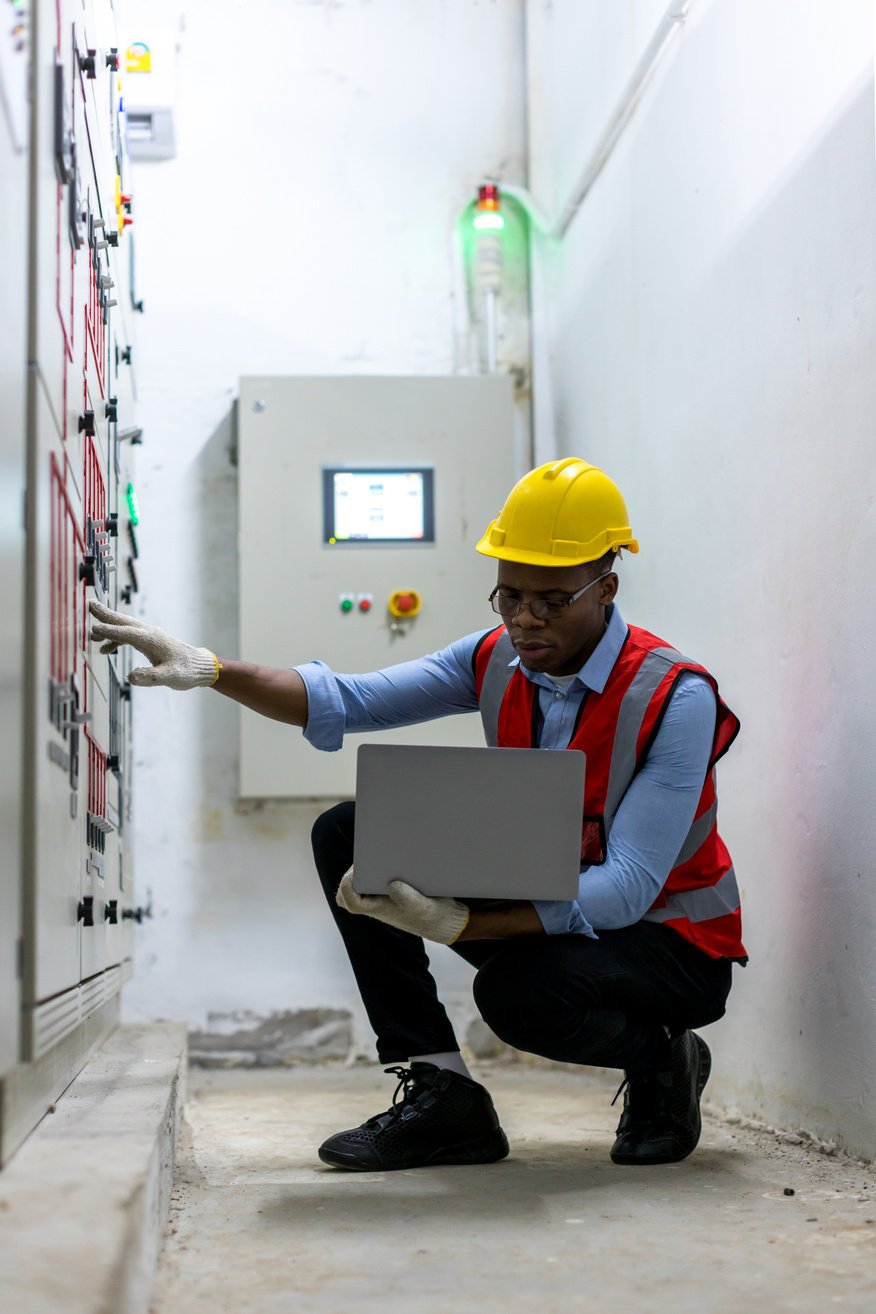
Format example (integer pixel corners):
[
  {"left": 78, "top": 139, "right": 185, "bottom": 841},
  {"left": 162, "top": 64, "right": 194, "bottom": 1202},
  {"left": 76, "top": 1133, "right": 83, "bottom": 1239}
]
[{"left": 473, "top": 952, "right": 555, "bottom": 1048}]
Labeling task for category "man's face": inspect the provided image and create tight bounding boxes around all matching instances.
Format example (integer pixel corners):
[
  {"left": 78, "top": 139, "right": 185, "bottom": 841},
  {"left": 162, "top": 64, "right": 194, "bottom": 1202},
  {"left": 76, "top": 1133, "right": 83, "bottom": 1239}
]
[{"left": 495, "top": 560, "right": 618, "bottom": 676}]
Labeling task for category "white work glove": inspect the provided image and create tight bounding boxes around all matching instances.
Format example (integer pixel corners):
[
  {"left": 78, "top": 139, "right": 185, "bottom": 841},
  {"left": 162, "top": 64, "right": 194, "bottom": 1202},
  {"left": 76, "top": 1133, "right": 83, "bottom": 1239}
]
[
  {"left": 336, "top": 870, "right": 470, "bottom": 946},
  {"left": 89, "top": 601, "right": 221, "bottom": 690}
]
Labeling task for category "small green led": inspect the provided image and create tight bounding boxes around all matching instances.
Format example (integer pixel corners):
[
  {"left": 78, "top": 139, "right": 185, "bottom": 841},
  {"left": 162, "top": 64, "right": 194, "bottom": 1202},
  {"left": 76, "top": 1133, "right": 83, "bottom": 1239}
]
[
  {"left": 340, "top": 597, "right": 354, "bottom": 613},
  {"left": 126, "top": 482, "right": 140, "bottom": 525}
]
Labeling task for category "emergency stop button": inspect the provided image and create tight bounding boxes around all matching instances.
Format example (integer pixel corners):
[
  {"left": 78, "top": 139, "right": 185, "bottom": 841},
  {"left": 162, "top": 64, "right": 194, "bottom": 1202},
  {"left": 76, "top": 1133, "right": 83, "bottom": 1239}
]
[{"left": 388, "top": 589, "right": 422, "bottom": 619}]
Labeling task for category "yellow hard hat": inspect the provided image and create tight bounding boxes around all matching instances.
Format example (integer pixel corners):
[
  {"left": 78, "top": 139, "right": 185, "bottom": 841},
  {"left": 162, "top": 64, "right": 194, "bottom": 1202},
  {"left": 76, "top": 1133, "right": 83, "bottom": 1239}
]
[{"left": 476, "top": 457, "right": 639, "bottom": 568}]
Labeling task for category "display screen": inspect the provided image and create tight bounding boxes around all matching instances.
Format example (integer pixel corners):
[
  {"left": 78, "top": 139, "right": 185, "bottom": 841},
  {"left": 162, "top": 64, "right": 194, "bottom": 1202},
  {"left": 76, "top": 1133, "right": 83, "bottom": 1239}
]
[{"left": 323, "top": 468, "right": 435, "bottom": 544}]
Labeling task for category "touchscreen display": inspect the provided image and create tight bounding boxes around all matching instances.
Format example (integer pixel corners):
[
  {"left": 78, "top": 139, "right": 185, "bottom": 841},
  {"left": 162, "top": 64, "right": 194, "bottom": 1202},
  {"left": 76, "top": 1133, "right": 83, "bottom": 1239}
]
[{"left": 323, "top": 468, "right": 435, "bottom": 543}]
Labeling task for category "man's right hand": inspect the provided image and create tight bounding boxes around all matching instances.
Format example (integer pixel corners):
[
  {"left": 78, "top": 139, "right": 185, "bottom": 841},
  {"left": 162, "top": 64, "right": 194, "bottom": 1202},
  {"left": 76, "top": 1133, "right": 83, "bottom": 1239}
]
[{"left": 89, "top": 602, "right": 221, "bottom": 691}]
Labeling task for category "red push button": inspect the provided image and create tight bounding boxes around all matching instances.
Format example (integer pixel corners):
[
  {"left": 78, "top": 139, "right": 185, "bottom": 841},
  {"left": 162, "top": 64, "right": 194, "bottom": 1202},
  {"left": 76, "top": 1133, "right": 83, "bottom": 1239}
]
[{"left": 388, "top": 589, "right": 422, "bottom": 619}]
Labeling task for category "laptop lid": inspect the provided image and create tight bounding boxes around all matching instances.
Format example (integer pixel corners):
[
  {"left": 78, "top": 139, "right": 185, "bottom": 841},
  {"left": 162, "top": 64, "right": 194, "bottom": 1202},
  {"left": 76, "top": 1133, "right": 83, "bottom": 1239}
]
[{"left": 352, "top": 743, "right": 585, "bottom": 901}]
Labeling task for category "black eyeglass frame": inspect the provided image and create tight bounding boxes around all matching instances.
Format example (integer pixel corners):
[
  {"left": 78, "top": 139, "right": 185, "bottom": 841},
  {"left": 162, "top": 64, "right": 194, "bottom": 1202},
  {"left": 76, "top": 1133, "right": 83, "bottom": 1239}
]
[{"left": 488, "top": 570, "right": 613, "bottom": 621}]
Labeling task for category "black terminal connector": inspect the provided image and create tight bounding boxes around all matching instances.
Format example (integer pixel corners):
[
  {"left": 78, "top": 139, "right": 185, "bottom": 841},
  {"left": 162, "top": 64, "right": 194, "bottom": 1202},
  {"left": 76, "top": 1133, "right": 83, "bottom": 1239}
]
[
  {"left": 106, "top": 48, "right": 119, "bottom": 72},
  {"left": 79, "top": 49, "right": 97, "bottom": 79},
  {"left": 78, "top": 896, "right": 95, "bottom": 926},
  {"left": 122, "top": 901, "right": 153, "bottom": 924},
  {"left": 105, "top": 397, "right": 118, "bottom": 422},
  {"left": 78, "top": 410, "right": 96, "bottom": 437},
  {"left": 104, "top": 899, "right": 119, "bottom": 924}
]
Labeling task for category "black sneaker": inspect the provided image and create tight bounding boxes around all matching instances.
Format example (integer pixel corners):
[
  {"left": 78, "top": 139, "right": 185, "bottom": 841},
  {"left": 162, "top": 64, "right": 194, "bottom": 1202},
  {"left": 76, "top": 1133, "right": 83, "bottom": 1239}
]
[
  {"left": 318, "top": 1062, "right": 510, "bottom": 1171},
  {"left": 609, "top": 1030, "right": 712, "bottom": 1166}
]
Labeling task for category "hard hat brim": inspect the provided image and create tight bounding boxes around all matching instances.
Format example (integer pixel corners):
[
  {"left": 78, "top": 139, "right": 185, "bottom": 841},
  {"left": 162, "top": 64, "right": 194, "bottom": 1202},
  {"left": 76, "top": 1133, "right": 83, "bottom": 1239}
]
[{"left": 475, "top": 520, "right": 639, "bottom": 567}]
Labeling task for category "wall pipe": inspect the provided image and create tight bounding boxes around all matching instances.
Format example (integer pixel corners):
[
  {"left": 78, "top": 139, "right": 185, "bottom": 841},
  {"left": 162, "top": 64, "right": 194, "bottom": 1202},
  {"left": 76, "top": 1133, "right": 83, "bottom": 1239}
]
[
  {"left": 502, "top": 0, "right": 694, "bottom": 239},
  {"left": 452, "top": 0, "right": 694, "bottom": 453}
]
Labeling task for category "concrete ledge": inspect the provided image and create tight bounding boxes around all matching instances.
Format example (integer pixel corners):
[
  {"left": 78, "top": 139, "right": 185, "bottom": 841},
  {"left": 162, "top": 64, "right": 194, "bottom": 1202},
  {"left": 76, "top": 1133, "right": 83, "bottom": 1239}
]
[
  {"left": 1, "top": 996, "right": 121, "bottom": 1165},
  {"left": 0, "top": 1023, "right": 187, "bottom": 1314}
]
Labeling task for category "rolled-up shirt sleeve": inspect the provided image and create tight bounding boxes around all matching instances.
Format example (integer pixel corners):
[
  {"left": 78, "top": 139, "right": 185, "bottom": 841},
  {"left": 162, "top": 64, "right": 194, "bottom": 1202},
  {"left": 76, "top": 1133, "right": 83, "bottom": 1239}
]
[
  {"left": 294, "top": 632, "right": 489, "bottom": 752},
  {"left": 293, "top": 660, "right": 349, "bottom": 752},
  {"left": 531, "top": 898, "right": 595, "bottom": 938},
  {"left": 531, "top": 673, "right": 718, "bottom": 937}
]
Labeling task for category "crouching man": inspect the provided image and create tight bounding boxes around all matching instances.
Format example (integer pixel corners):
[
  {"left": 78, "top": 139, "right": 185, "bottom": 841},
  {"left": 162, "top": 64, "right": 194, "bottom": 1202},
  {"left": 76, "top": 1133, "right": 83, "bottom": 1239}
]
[{"left": 91, "top": 457, "right": 745, "bottom": 1172}]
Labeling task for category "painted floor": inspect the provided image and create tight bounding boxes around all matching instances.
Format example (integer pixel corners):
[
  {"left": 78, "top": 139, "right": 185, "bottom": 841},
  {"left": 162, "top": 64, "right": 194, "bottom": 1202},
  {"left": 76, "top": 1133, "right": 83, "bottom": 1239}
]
[{"left": 151, "top": 1063, "right": 876, "bottom": 1314}]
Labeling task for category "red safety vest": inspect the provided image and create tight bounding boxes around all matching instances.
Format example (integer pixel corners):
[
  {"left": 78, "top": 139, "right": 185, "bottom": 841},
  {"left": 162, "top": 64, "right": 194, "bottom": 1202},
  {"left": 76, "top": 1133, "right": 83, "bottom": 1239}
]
[{"left": 474, "top": 623, "right": 746, "bottom": 961}]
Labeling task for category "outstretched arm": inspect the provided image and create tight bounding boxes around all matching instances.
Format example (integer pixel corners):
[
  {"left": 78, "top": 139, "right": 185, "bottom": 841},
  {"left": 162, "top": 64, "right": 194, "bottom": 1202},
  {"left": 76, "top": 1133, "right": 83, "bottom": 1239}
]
[
  {"left": 212, "top": 661, "right": 308, "bottom": 726},
  {"left": 89, "top": 602, "right": 308, "bottom": 725}
]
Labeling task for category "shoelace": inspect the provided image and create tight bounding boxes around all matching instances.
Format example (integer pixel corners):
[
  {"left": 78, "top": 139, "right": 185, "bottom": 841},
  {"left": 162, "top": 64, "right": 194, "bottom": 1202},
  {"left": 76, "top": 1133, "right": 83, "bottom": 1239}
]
[
  {"left": 611, "top": 1071, "right": 673, "bottom": 1120},
  {"left": 362, "top": 1065, "right": 426, "bottom": 1129}
]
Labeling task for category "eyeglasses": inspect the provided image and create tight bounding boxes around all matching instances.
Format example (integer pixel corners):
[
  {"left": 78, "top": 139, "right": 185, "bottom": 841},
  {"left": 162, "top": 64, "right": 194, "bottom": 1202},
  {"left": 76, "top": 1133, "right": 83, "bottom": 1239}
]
[{"left": 488, "top": 572, "right": 612, "bottom": 621}]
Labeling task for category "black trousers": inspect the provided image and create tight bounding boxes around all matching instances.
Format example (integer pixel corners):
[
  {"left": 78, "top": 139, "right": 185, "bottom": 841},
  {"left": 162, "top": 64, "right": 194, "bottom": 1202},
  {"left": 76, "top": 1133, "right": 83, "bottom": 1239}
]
[{"left": 312, "top": 802, "right": 733, "bottom": 1075}]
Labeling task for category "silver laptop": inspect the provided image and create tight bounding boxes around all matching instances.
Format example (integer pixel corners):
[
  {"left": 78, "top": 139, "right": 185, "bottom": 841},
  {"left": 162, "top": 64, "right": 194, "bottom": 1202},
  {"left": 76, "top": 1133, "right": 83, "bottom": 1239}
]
[{"left": 352, "top": 743, "right": 585, "bottom": 901}]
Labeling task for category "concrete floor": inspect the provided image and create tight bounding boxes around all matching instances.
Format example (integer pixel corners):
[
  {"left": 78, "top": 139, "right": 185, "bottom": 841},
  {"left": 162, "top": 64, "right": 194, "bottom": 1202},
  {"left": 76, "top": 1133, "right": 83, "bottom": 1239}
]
[{"left": 152, "top": 1063, "right": 876, "bottom": 1314}]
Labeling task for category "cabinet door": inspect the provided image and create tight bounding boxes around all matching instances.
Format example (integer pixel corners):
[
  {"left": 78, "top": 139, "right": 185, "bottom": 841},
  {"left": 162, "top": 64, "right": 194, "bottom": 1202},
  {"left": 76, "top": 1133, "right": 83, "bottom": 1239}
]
[
  {"left": 0, "top": 8, "right": 29, "bottom": 1081},
  {"left": 24, "top": 380, "right": 84, "bottom": 1011}
]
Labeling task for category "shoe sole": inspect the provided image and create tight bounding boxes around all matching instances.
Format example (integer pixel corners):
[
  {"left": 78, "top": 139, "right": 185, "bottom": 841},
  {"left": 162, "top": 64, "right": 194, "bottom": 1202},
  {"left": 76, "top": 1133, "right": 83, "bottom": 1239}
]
[
  {"left": 318, "top": 1129, "right": 510, "bottom": 1172},
  {"left": 610, "top": 1033, "right": 712, "bottom": 1167}
]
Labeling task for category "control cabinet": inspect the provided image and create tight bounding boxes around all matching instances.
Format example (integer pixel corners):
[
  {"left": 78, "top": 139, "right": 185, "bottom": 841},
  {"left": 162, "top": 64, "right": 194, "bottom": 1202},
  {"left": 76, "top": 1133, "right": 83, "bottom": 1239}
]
[
  {"left": 0, "top": 0, "right": 30, "bottom": 1086},
  {"left": 238, "top": 375, "right": 516, "bottom": 798},
  {"left": 1, "top": 0, "right": 145, "bottom": 1162}
]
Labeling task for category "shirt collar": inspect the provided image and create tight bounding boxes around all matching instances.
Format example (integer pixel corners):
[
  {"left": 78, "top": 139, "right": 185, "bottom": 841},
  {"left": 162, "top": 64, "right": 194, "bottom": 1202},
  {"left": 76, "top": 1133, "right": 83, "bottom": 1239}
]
[{"left": 509, "top": 603, "right": 628, "bottom": 695}]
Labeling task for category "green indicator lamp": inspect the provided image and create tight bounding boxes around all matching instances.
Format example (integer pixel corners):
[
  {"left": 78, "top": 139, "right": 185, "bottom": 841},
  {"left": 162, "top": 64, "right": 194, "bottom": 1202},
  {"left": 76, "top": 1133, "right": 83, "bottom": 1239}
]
[
  {"left": 126, "top": 482, "right": 140, "bottom": 525},
  {"left": 339, "top": 596, "right": 354, "bottom": 613}
]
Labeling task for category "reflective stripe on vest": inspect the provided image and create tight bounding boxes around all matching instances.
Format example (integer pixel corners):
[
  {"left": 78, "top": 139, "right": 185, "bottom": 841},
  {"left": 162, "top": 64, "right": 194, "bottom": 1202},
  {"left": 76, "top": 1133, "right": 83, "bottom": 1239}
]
[
  {"left": 673, "top": 797, "right": 718, "bottom": 867},
  {"left": 477, "top": 630, "right": 516, "bottom": 747},
  {"left": 643, "top": 865, "right": 742, "bottom": 925},
  {"left": 603, "top": 645, "right": 690, "bottom": 827}
]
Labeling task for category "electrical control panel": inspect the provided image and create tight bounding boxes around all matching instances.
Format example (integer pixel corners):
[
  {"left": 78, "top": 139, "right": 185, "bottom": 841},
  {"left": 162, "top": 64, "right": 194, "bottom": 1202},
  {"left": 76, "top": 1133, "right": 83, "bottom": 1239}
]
[
  {"left": 0, "top": 0, "right": 30, "bottom": 1087},
  {"left": 20, "top": 0, "right": 143, "bottom": 1066},
  {"left": 238, "top": 375, "right": 516, "bottom": 798}
]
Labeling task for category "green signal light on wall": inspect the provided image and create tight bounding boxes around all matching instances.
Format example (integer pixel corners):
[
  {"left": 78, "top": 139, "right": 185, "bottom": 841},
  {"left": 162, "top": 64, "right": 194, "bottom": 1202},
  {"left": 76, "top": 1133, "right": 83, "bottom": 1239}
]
[
  {"left": 473, "top": 211, "right": 505, "bottom": 231},
  {"left": 126, "top": 482, "right": 140, "bottom": 525}
]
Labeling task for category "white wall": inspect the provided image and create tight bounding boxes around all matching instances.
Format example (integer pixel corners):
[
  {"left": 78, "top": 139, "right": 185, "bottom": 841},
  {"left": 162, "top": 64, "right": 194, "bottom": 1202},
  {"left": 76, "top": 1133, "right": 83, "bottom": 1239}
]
[
  {"left": 527, "top": 0, "right": 876, "bottom": 1158},
  {"left": 122, "top": 0, "right": 876, "bottom": 1157},
  {"left": 119, "top": 0, "right": 526, "bottom": 1049}
]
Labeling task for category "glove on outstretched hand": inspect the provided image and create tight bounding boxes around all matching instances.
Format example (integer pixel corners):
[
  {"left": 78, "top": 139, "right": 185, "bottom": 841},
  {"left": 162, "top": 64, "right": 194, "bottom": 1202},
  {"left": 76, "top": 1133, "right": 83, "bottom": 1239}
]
[
  {"left": 89, "top": 601, "right": 220, "bottom": 690},
  {"left": 336, "top": 870, "right": 470, "bottom": 945}
]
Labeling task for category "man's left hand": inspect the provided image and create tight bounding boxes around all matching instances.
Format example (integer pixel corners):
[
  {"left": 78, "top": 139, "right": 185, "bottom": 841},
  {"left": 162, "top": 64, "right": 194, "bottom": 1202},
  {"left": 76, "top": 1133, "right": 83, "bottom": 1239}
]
[{"left": 336, "top": 871, "right": 470, "bottom": 945}]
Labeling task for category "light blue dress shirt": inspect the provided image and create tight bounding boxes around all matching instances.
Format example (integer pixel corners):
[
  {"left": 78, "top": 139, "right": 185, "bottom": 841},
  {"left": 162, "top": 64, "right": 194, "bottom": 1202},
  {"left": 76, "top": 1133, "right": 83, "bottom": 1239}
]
[{"left": 295, "top": 605, "right": 717, "bottom": 939}]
